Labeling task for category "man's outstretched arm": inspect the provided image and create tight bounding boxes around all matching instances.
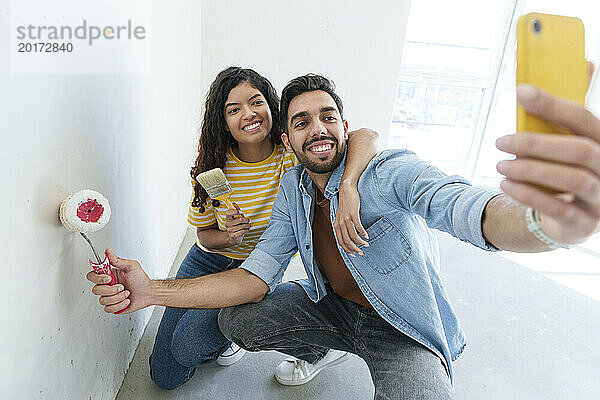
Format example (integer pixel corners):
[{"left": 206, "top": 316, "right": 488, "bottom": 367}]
[
  {"left": 87, "top": 249, "right": 269, "bottom": 314},
  {"left": 88, "top": 180, "right": 300, "bottom": 314},
  {"left": 483, "top": 84, "right": 600, "bottom": 251}
]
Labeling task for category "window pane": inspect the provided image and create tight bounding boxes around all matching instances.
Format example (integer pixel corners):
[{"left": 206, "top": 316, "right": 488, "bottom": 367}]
[
  {"left": 401, "top": 0, "right": 509, "bottom": 77},
  {"left": 402, "top": 42, "right": 492, "bottom": 76},
  {"left": 390, "top": 82, "right": 484, "bottom": 175},
  {"left": 404, "top": 0, "right": 507, "bottom": 48},
  {"left": 471, "top": 31, "right": 517, "bottom": 187}
]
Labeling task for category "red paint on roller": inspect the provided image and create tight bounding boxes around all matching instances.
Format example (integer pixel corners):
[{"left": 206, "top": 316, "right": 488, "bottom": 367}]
[{"left": 77, "top": 199, "right": 104, "bottom": 223}]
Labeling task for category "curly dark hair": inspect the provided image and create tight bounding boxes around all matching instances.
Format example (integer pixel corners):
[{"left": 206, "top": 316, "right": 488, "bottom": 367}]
[
  {"left": 280, "top": 74, "right": 344, "bottom": 134},
  {"left": 190, "top": 67, "right": 283, "bottom": 210}
]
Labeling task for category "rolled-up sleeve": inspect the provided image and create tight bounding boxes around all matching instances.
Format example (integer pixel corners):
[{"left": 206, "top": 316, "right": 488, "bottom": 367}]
[
  {"left": 451, "top": 185, "right": 502, "bottom": 251},
  {"left": 238, "top": 184, "right": 299, "bottom": 292}
]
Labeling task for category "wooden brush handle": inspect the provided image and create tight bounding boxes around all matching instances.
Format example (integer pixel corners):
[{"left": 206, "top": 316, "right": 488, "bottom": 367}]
[
  {"left": 221, "top": 196, "right": 242, "bottom": 218},
  {"left": 223, "top": 197, "right": 235, "bottom": 210}
]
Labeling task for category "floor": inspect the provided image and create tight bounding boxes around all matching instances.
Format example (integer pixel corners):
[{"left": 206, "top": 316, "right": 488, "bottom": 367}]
[{"left": 116, "top": 227, "right": 600, "bottom": 399}]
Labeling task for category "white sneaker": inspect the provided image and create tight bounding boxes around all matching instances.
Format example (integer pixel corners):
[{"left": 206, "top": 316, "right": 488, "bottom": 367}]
[
  {"left": 216, "top": 343, "right": 246, "bottom": 366},
  {"left": 274, "top": 349, "right": 350, "bottom": 386}
]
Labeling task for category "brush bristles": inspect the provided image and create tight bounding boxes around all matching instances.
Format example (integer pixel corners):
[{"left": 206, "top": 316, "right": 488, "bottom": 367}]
[
  {"left": 207, "top": 183, "right": 233, "bottom": 198},
  {"left": 196, "top": 168, "right": 228, "bottom": 189},
  {"left": 196, "top": 168, "right": 233, "bottom": 199}
]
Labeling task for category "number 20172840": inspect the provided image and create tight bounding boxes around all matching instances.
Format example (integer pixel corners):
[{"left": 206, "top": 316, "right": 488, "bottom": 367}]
[{"left": 18, "top": 42, "right": 73, "bottom": 52}]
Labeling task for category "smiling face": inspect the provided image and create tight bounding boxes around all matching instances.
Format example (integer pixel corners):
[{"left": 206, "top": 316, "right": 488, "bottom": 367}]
[
  {"left": 223, "top": 81, "right": 273, "bottom": 146},
  {"left": 281, "top": 90, "right": 348, "bottom": 174}
]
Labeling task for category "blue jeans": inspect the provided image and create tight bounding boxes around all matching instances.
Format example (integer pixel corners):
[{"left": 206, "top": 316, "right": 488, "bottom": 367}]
[
  {"left": 149, "top": 244, "right": 243, "bottom": 390},
  {"left": 219, "top": 282, "right": 453, "bottom": 400}
]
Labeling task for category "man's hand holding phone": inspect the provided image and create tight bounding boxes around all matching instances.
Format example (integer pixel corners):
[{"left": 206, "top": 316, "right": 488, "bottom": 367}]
[
  {"left": 494, "top": 13, "right": 599, "bottom": 247},
  {"left": 495, "top": 79, "right": 600, "bottom": 245}
]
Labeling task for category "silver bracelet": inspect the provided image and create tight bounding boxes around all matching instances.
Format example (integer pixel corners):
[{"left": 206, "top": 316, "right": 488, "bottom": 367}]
[{"left": 525, "top": 207, "right": 569, "bottom": 249}]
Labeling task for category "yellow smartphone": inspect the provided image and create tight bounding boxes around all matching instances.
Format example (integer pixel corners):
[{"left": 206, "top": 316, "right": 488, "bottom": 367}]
[{"left": 517, "top": 13, "right": 588, "bottom": 135}]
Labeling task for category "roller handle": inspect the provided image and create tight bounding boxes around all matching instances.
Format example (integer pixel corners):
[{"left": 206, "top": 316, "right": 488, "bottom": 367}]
[{"left": 89, "top": 256, "right": 130, "bottom": 314}]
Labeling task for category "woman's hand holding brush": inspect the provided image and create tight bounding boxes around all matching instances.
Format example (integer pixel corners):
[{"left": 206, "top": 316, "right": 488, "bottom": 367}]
[{"left": 225, "top": 203, "right": 251, "bottom": 246}]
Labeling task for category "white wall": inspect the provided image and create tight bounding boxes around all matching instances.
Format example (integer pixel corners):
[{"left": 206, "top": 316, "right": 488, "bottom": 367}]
[
  {"left": 0, "top": 2, "right": 202, "bottom": 399},
  {"left": 201, "top": 0, "right": 411, "bottom": 139}
]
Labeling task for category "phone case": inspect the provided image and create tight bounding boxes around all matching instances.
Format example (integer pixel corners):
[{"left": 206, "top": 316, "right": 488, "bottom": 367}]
[{"left": 517, "top": 13, "right": 587, "bottom": 135}]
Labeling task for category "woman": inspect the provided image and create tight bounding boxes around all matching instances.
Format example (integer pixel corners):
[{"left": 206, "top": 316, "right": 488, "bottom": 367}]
[{"left": 149, "top": 67, "right": 378, "bottom": 390}]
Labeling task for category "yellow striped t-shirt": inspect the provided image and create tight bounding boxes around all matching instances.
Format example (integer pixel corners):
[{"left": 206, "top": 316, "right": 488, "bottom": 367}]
[{"left": 187, "top": 144, "right": 298, "bottom": 260}]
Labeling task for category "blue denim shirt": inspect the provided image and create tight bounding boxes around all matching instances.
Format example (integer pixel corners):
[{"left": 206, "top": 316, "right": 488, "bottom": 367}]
[{"left": 239, "top": 149, "right": 501, "bottom": 381}]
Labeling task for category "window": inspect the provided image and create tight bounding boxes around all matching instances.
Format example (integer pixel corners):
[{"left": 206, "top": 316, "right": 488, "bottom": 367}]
[
  {"left": 389, "top": 0, "right": 600, "bottom": 184},
  {"left": 389, "top": 0, "right": 516, "bottom": 177}
]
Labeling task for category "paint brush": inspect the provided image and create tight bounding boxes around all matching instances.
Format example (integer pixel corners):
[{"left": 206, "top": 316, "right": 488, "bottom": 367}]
[{"left": 196, "top": 168, "right": 236, "bottom": 210}]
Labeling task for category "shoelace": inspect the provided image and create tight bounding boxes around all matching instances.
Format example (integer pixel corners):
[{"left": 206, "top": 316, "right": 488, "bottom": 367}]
[
  {"left": 221, "top": 344, "right": 239, "bottom": 357},
  {"left": 291, "top": 359, "right": 312, "bottom": 379}
]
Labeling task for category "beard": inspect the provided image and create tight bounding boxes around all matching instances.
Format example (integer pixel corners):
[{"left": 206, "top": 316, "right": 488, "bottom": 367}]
[{"left": 292, "top": 136, "right": 346, "bottom": 174}]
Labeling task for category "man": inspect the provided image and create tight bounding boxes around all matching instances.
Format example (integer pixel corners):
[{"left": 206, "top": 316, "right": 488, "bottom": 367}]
[{"left": 88, "top": 74, "right": 600, "bottom": 399}]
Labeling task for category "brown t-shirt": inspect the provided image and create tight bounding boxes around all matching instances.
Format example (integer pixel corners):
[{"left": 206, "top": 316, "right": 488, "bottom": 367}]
[{"left": 312, "top": 188, "right": 372, "bottom": 308}]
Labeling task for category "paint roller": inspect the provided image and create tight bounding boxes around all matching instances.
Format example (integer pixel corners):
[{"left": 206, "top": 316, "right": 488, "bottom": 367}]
[{"left": 59, "top": 189, "right": 129, "bottom": 313}]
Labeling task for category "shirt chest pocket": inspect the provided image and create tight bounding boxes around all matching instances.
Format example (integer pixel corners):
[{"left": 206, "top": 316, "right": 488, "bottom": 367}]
[{"left": 361, "top": 217, "right": 412, "bottom": 274}]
